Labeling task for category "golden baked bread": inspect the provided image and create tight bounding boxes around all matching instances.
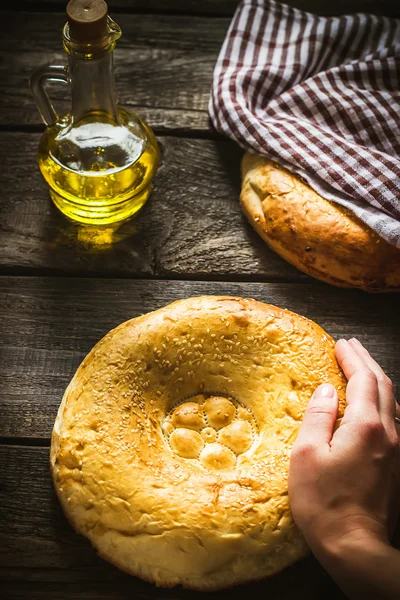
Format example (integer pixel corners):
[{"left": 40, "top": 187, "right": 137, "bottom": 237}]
[
  {"left": 240, "top": 153, "right": 400, "bottom": 292},
  {"left": 51, "top": 296, "right": 346, "bottom": 591}
]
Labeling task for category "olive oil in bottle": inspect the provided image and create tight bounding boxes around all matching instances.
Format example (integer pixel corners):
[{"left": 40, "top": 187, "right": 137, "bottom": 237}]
[{"left": 30, "top": 0, "right": 159, "bottom": 225}]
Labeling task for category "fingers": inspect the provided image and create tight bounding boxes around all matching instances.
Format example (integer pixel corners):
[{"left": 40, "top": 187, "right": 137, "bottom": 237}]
[
  {"left": 347, "top": 338, "right": 387, "bottom": 379},
  {"left": 335, "top": 339, "right": 373, "bottom": 387},
  {"left": 295, "top": 383, "right": 339, "bottom": 448},
  {"left": 340, "top": 367, "right": 380, "bottom": 428},
  {"left": 335, "top": 339, "right": 380, "bottom": 417},
  {"left": 348, "top": 338, "right": 396, "bottom": 427},
  {"left": 335, "top": 339, "right": 397, "bottom": 438}
]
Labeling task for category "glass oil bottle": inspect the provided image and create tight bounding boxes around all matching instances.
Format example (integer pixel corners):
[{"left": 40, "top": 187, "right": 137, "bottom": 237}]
[{"left": 30, "top": 0, "right": 159, "bottom": 225}]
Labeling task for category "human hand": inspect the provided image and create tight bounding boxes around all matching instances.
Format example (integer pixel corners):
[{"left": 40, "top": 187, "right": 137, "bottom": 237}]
[{"left": 288, "top": 338, "right": 400, "bottom": 556}]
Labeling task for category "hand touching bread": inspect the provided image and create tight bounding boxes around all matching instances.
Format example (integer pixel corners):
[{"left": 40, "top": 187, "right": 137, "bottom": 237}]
[{"left": 289, "top": 339, "right": 400, "bottom": 600}]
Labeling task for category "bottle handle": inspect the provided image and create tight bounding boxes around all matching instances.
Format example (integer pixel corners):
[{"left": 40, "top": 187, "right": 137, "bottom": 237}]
[{"left": 30, "top": 65, "right": 70, "bottom": 127}]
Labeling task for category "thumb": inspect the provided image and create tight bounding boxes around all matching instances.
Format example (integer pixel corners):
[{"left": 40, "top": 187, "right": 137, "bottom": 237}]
[{"left": 296, "top": 384, "right": 339, "bottom": 447}]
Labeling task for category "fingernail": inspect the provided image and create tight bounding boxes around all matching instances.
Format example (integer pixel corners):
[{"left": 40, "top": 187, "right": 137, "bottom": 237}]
[
  {"left": 314, "top": 383, "right": 335, "bottom": 398},
  {"left": 349, "top": 338, "right": 361, "bottom": 346}
]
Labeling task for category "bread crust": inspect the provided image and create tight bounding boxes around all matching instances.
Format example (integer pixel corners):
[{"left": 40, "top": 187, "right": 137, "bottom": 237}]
[
  {"left": 240, "top": 153, "right": 400, "bottom": 292},
  {"left": 51, "top": 296, "right": 346, "bottom": 590}
]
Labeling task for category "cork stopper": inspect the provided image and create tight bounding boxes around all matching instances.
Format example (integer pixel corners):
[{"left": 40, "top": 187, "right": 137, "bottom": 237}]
[{"left": 67, "top": 0, "right": 108, "bottom": 42}]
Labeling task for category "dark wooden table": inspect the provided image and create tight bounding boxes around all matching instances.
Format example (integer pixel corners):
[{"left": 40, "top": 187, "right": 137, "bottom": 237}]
[{"left": 1, "top": 1, "right": 399, "bottom": 598}]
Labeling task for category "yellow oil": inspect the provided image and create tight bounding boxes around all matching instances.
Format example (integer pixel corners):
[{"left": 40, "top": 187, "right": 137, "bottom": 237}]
[{"left": 38, "top": 109, "right": 159, "bottom": 225}]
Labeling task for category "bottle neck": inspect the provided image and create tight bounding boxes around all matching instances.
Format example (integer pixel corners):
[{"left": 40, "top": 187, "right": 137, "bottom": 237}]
[{"left": 68, "top": 49, "right": 119, "bottom": 123}]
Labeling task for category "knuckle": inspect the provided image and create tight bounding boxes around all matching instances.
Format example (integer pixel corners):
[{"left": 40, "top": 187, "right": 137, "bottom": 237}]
[
  {"left": 363, "top": 369, "right": 378, "bottom": 385},
  {"left": 379, "top": 374, "right": 394, "bottom": 392},
  {"left": 306, "top": 404, "right": 333, "bottom": 417},
  {"left": 362, "top": 418, "right": 384, "bottom": 438},
  {"left": 387, "top": 432, "right": 399, "bottom": 453},
  {"left": 292, "top": 442, "right": 317, "bottom": 460}
]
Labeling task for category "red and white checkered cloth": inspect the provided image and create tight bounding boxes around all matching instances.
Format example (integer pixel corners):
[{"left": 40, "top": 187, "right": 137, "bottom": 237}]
[{"left": 209, "top": 0, "right": 400, "bottom": 247}]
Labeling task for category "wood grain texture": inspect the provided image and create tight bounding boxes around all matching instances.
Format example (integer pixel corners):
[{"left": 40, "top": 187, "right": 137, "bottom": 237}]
[
  {"left": 3, "top": 2, "right": 400, "bottom": 130},
  {"left": 20, "top": 0, "right": 240, "bottom": 15},
  {"left": 1, "top": 3, "right": 399, "bottom": 598},
  {"left": 0, "top": 444, "right": 349, "bottom": 599},
  {"left": 0, "top": 131, "right": 307, "bottom": 279},
  {"left": 0, "top": 276, "right": 398, "bottom": 439},
  {"left": 0, "top": 11, "right": 227, "bottom": 130},
  {"left": 18, "top": 0, "right": 400, "bottom": 17}
]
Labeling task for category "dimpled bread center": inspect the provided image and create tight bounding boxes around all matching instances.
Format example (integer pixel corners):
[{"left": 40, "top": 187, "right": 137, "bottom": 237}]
[
  {"left": 163, "top": 394, "right": 257, "bottom": 469},
  {"left": 171, "top": 401, "right": 206, "bottom": 430},
  {"left": 203, "top": 396, "right": 236, "bottom": 429},
  {"left": 169, "top": 428, "right": 204, "bottom": 459},
  {"left": 218, "top": 420, "right": 253, "bottom": 454}
]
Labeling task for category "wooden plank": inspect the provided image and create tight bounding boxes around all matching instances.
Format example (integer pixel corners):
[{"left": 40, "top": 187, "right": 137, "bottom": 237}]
[
  {"left": 0, "top": 11, "right": 228, "bottom": 130},
  {"left": 3, "top": 2, "right": 400, "bottom": 130},
  {"left": 18, "top": 0, "right": 400, "bottom": 17},
  {"left": 0, "top": 444, "right": 348, "bottom": 599},
  {"left": 0, "top": 277, "right": 398, "bottom": 440},
  {"left": 20, "top": 0, "right": 240, "bottom": 16},
  {"left": 0, "top": 131, "right": 305, "bottom": 280},
  {"left": 1, "top": 444, "right": 399, "bottom": 598}
]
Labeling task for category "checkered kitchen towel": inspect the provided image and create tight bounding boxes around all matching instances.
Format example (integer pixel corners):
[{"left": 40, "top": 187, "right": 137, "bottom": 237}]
[{"left": 209, "top": 0, "right": 400, "bottom": 247}]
